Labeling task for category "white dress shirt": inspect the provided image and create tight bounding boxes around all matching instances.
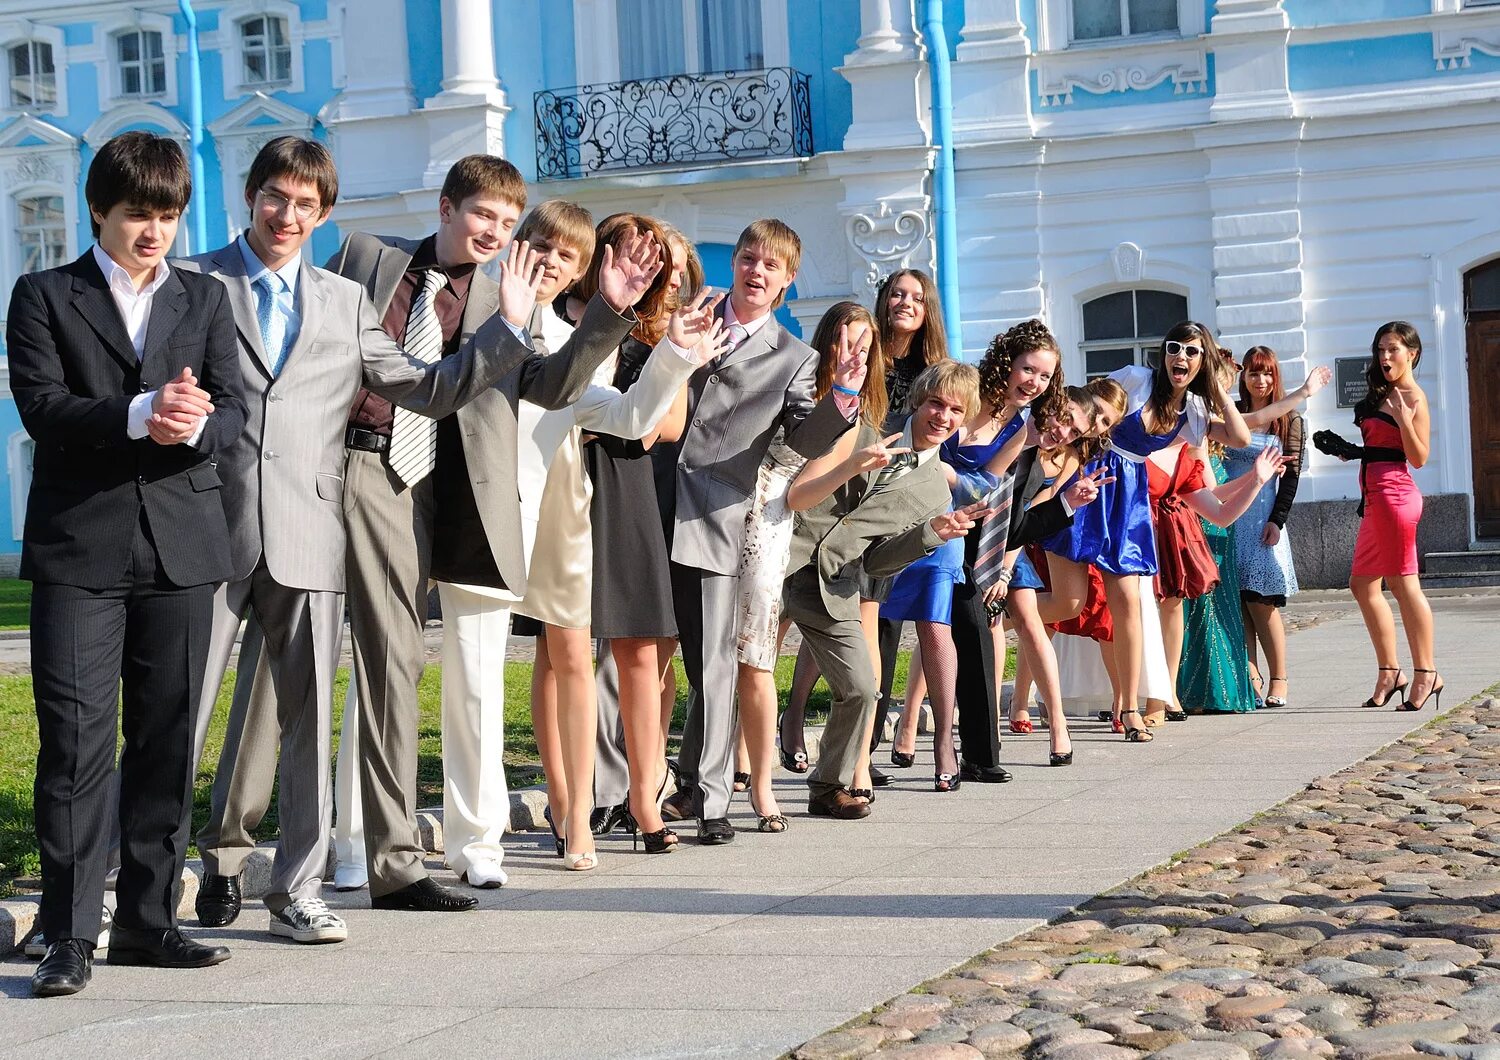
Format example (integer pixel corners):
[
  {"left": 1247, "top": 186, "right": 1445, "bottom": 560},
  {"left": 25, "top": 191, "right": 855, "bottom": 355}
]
[{"left": 94, "top": 244, "right": 209, "bottom": 447}]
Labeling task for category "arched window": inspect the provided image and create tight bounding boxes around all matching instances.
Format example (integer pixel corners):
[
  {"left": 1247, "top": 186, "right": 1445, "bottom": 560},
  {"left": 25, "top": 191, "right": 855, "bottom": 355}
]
[
  {"left": 239, "top": 15, "right": 292, "bottom": 86},
  {"left": 17, "top": 194, "right": 65, "bottom": 274},
  {"left": 7, "top": 39, "right": 55, "bottom": 109},
  {"left": 1079, "top": 288, "right": 1187, "bottom": 378}
]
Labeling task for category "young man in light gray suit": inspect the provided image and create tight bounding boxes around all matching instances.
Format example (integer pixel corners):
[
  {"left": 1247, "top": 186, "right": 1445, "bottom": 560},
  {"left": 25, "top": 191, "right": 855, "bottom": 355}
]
[
  {"left": 175, "top": 137, "right": 656, "bottom": 944},
  {"left": 784, "top": 362, "right": 989, "bottom": 818},
  {"left": 662, "top": 219, "right": 864, "bottom": 843}
]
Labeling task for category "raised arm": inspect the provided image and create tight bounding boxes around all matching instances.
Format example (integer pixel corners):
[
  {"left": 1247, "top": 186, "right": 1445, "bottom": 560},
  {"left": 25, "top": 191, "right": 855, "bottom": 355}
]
[
  {"left": 1389, "top": 385, "right": 1431, "bottom": 469},
  {"left": 1240, "top": 364, "right": 1333, "bottom": 431},
  {"left": 573, "top": 315, "right": 728, "bottom": 440},
  {"left": 786, "top": 429, "right": 901, "bottom": 512},
  {"left": 1183, "top": 445, "right": 1286, "bottom": 527}
]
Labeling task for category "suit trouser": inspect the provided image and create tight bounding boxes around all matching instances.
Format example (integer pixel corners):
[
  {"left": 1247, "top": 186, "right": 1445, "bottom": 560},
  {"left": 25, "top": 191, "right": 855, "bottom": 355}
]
[
  {"left": 332, "top": 674, "right": 366, "bottom": 874},
  {"left": 32, "top": 515, "right": 212, "bottom": 941},
  {"left": 670, "top": 562, "right": 741, "bottom": 821},
  {"left": 783, "top": 569, "right": 880, "bottom": 799},
  {"left": 436, "top": 583, "right": 513, "bottom": 873},
  {"left": 950, "top": 572, "right": 1003, "bottom": 769},
  {"left": 593, "top": 645, "right": 630, "bottom": 807},
  {"left": 192, "top": 565, "right": 343, "bottom": 908},
  {"left": 340, "top": 448, "right": 435, "bottom": 897}
]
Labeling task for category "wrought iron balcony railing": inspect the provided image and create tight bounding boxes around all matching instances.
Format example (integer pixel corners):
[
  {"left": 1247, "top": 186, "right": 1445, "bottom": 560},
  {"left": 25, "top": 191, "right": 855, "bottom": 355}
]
[{"left": 534, "top": 67, "right": 814, "bottom": 180}]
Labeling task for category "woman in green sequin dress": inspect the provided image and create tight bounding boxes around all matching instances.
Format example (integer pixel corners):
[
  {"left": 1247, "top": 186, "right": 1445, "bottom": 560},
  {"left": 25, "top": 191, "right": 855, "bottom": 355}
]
[{"left": 1177, "top": 452, "right": 1260, "bottom": 713}]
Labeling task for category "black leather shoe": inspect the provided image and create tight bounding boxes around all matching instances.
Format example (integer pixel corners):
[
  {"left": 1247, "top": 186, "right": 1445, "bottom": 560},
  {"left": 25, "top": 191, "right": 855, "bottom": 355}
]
[
  {"left": 661, "top": 788, "right": 694, "bottom": 823},
  {"left": 870, "top": 766, "right": 893, "bottom": 788},
  {"left": 107, "top": 925, "right": 231, "bottom": 968},
  {"left": 196, "top": 873, "right": 242, "bottom": 927},
  {"left": 589, "top": 803, "right": 630, "bottom": 836},
  {"left": 698, "top": 817, "right": 735, "bottom": 844},
  {"left": 32, "top": 939, "right": 92, "bottom": 997},
  {"left": 959, "top": 760, "right": 1014, "bottom": 784},
  {"left": 371, "top": 876, "right": 478, "bottom": 912}
]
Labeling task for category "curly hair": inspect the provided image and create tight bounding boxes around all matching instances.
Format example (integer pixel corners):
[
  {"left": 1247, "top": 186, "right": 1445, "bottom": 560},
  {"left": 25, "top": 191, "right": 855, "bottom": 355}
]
[{"left": 976, "top": 319, "right": 1066, "bottom": 427}]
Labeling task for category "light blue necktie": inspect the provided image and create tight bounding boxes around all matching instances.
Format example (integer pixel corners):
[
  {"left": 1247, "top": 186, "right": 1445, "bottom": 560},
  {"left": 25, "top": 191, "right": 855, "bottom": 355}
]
[{"left": 255, "top": 273, "right": 288, "bottom": 373}]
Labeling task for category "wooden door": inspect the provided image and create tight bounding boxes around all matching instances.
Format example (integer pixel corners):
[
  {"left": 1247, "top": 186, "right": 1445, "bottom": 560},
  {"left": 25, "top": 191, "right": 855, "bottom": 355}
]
[{"left": 1467, "top": 314, "right": 1500, "bottom": 537}]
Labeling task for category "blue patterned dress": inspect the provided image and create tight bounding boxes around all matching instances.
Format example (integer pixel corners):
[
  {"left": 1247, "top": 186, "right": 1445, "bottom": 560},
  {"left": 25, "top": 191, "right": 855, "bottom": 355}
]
[
  {"left": 1177, "top": 455, "right": 1259, "bottom": 713},
  {"left": 1224, "top": 431, "right": 1299, "bottom": 603}
]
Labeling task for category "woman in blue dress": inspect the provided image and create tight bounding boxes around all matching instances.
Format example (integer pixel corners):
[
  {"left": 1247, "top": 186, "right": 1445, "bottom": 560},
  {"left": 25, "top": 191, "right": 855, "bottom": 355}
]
[
  {"left": 1226, "top": 346, "right": 1304, "bottom": 708},
  {"left": 882, "top": 319, "right": 1065, "bottom": 790}
]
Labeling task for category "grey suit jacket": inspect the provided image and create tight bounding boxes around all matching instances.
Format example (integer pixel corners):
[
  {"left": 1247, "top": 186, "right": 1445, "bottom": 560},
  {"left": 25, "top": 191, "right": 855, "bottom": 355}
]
[
  {"left": 785, "top": 421, "right": 950, "bottom": 623},
  {"left": 323, "top": 231, "right": 637, "bottom": 596},
  {"left": 672, "top": 308, "right": 855, "bottom": 576},
  {"left": 177, "top": 239, "right": 613, "bottom": 593}
]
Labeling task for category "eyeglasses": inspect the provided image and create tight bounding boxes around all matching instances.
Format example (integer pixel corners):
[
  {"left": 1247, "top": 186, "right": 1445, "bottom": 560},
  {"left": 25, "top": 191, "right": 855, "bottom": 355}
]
[
  {"left": 257, "top": 187, "right": 322, "bottom": 221},
  {"left": 1163, "top": 340, "right": 1204, "bottom": 359}
]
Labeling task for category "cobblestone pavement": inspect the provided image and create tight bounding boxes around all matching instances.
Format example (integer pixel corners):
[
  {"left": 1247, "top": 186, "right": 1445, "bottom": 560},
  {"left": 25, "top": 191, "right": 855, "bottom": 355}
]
[{"left": 793, "top": 691, "right": 1500, "bottom": 1060}]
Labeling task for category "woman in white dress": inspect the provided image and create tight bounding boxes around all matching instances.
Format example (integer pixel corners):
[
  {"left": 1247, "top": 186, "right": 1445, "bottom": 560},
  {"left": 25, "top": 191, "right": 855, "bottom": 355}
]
[{"left": 734, "top": 302, "right": 888, "bottom": 830}]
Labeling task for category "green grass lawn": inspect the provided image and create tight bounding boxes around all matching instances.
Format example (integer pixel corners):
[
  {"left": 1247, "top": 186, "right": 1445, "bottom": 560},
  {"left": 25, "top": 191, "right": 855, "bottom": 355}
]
[
  {"left": 0, "top": 579, "right": 30, "bottom": 630},
  {"left": 0, "top": 649, "right": 950, "bottom": 893}
]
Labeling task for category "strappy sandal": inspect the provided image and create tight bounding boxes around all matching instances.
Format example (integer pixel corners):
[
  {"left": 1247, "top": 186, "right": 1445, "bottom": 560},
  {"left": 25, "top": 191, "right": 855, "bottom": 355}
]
[
  {"left": 1122, "top": 709, "right": 1154, "bottom": 743},
  {"left": 1264, "top": 676, "right": 1288, "bottom": 709},
  {"left": 849, "top": 787, "right": 874, "bottom": 804},
  {"left": 1008, "top": 715, "right": 1034, "bottom": 734},
  {"left": 1361, "top": 666, "right": 1407, "bottom": 709},
  {"left": 732, "top": 771, "right": 751, "bottom": 792},
  {"left": 1397, "top": 669, "right": 1444, "bottom": 712}
]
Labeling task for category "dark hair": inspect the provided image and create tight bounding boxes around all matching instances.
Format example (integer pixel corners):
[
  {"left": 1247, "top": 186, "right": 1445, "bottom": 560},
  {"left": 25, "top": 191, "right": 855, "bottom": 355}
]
[
  {"left": 875, "top": 269, "right": 949, "bottom": 367},
  {"left": 810, "top": 301, "right": 889, "bottom": 429},
  {"left": 976, "top": 319, "right": 1066, "bottom": 427},
  {"left": 85, "top": 131, "right": 192, "bottom": 238},
  {"left": 1145, "top": 320, "right": 1229, "bottom": 435},
  {"left": 245, "top": 136, "right": 338, "bottom": 213},
  {"left": 572, "top": 213, "right": 671, "bottom": 345},
  {"left": 1236, "top": 346, "right": 1290, "bottom": 442},
  {"left": 1355, "top": 321, "right": 1422, "bottom": 423},
  {"left": 440, "top": 154, "right": 527, "bottom": 212}
]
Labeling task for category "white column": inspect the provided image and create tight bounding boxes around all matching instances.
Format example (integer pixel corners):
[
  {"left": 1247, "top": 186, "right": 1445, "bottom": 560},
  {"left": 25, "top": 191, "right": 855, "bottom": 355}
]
[
  {"left": 326, "top": 0, "right": 413, "bottom": 119},
  {"left": 849, "top": 0, "right": 921, "bottom": 64},
  {"left": 438, "top": 0, "right": 502, "bottom": 98},
  {"left": 1208, "top": 0, "right": 1291, "bottom": 122},
  {"left": 1211, "top": 0, "right": 1289, "bottom": 34},
  {"left": 956, "top": 0, "right": 1030, "bottom": 61},
  {"left": 840, "top": 0, "right": 928, "bottom": 150}
]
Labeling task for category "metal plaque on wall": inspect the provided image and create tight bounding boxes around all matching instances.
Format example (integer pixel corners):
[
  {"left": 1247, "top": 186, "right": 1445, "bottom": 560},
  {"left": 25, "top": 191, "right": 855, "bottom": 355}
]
[{"left": 1335, "top": 357, "right": 1369, "bottom": 409}]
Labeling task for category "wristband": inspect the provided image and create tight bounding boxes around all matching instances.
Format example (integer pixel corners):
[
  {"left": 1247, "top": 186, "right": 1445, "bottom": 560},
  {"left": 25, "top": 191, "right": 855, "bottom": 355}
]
[
  {"left": 832, "top": 384, "right": 859, "bottom": 396},
  {"left": 997, "top": 567, "right": 1013, "bottom": 585}
]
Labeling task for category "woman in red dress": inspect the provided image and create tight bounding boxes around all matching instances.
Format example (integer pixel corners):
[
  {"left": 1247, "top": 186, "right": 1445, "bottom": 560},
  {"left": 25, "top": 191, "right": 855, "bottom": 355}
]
[{"left": 1349, "top": 321, "right": 1442, "bottom": 712}]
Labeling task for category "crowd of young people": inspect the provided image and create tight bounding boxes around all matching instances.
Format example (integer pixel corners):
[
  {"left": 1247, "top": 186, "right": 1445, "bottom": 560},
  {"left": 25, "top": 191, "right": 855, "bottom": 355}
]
[{"left": 8, "top": 131, "right": 1441, "bottom": 1000}]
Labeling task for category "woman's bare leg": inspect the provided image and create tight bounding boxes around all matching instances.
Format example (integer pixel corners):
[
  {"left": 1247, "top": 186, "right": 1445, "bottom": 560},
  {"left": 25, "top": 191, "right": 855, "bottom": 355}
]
[
  {"left": 1037, "top": 555, "right": 1089, "bottom": 624},
  {"left": 1155, "top": 596, "right": 1185, "bottom": 718},
  {"left": 1102, "top": 574, "right": 1145, "bottom": 736},
  {"left": 613, "top": 637, "right": 676, "bottom": 843},
  {"left": 1351, "top": 574, "right": 1402, "bottom": 703},
  {"left": 529, "top": 632, "right": 567, "bottom": 840},
  {"left": 737, "top": 662, "right": 784, "bottom": 822},
  {"left": 895, "top": 639, "right": 926, "bottom": 756},
  {"left": 779, "top": 641, "right": 819, "bottom": 760},
  {"left": 544, "top": 623, "right": 597, "bottom": 863},
  {"left": 917, "top": 621, "right": 960, "bottom": 777},
  {"left": 1388, "top": 573, "right": 1437, "bottom": 704},
  {"left": 1011, "top": 588, "right": 1069, "bottom": 755}
]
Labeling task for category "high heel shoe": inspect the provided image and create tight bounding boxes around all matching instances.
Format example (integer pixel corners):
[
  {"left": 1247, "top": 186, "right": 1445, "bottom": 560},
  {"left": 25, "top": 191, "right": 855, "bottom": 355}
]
[
  {"left": 934, "top": 771, "right": 962, "bottom": 792},
  {"left": 1109, "top": 712, "right": 1125, "bottom": 735},
  {"left": 1397, "top": 669, "right": 1444, "bottom": 712},
  {"left": 732, "top": 771, "right": 751, "bottom": 792},
  {"left": 849, "top": 787, "right": 874, "bottom": 804},
  {"left": 563, "top": 850, "right": 597, "bottom": 871},
  {"left": 1008, "top": 716, "right": 1034, "bottom": 735},
  {"left": 1264, "top": 676, "right": 1288, "bottom": 709},
  {"left": 1361, "top": 666, "right": 1407, "bottom": 708},
  {"left": 542, "top": 806, "right": 564, "bottom": 857},
  {"left": 779, "top": 748, "right": 809, "bottom": 774},
  {"left": 632, "top": 827, "right": 678, "bottom": 853},
  {"left": 750, "top": 796, "right": 788, "bottom": 834},
  {"left": 1049, "top": 749, "right": 1074, "bottom": 767},
  {"left": 1122, "top": 709, "right": 1154, "bottom": 743},
  {"left": 889, "top": 748, "right": 915, "bottom": 768}
]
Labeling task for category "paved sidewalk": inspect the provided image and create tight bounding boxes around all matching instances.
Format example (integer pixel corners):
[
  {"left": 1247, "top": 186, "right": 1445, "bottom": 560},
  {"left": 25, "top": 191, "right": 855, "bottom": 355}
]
[{"left": 0, "top": 594, "right": 1496, "bottom": 1059}]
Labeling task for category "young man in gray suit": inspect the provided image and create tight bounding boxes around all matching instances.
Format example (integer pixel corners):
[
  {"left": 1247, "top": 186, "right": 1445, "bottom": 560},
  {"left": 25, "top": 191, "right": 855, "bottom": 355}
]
[
  {"left": 663, "top": 219, "right": 865, "bottom": 843},
  {"left": 783, "top": 362, "right": 989, "bottom": 818},
  {"left": 177, "top": 137, "right": 658, "bottom": 944}
]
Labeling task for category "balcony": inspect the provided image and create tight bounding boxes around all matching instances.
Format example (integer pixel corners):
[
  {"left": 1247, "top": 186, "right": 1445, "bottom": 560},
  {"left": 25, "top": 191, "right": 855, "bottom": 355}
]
[{"left": 534, "top": 67, "right": 814, "bottom": 181}]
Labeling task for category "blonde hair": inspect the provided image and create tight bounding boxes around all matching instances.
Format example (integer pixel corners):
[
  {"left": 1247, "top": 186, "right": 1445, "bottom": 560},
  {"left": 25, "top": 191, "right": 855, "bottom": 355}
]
[
  {"left": 733, "top": 218, "right": 801, "bottom": 308},
  {"left": 910, "top": 361, "right": 980, "bottom": 421},
  {"left": 514, "top": 199, "right": 596, "bottom": 274}
]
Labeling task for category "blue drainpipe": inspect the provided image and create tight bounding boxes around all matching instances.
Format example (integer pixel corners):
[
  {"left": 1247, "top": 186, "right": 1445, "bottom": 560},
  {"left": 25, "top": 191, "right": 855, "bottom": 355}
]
[
  {"left": 919, "top": 0, "right": 962, "bottom": 351},
  {"left": 179, "top": 0, "right": 207, "bottom": 253}
]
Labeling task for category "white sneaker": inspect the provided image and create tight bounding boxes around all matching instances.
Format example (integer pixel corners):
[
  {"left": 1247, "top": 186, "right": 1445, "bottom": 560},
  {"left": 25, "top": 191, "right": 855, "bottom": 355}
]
[
  {"left": 332, "top": 863, "right": 368, "bottom": 892},
  {"left": 269, "top": 897, "right": 347, "bottom": 944},
  {"left": 25, "top": 905, "right": 111, "bottom": 959},
  {"left": 461, "top": 858, "right": 508, "bottom": 889}
]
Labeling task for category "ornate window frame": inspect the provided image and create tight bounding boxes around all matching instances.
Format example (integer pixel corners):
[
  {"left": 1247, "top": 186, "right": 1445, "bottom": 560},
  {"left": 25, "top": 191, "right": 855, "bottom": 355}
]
[
  {"left": 0, "top": 22, "right": 67, "bottom": 117},
  {"left": 1038, "top": 0, "right": 1205, "bottom": 51},
  {"left": 218, "top": 0, "right": 307, "bottom": 97},
  {"left": 96, "top": 11, "right": 178, "bottom": 110},
  {"left": 0, "top": 116, "right": 79, "bottom": 332},
  {"left": 573, "top": 0, "right": 790, "bottom": 85},
  {"left": 208, "top": 92, "right": 313, "bottom": 241}
]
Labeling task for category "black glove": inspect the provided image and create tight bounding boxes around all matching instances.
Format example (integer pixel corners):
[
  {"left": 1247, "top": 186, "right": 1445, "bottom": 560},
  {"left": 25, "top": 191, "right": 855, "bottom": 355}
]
[{"left": 1312, "top": 429, "right": 1363, "bottom": 461}]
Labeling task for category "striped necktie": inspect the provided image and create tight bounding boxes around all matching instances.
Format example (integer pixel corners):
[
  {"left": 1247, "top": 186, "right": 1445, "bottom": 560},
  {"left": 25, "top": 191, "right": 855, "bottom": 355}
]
[
  {"left": 870, "top": 451, "right": 916, "bottom": 492},
  {"left": 387, "top": 270, "right": 447, "bottom": 488},
  {"left": 971, "top": 470, "right": 1016, "bottom": 592}
]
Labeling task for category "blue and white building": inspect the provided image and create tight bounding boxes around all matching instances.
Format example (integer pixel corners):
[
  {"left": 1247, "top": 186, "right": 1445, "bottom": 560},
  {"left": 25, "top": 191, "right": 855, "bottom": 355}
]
[{"left": 2, "top": 1, "right": 1498, "bottom": 578}]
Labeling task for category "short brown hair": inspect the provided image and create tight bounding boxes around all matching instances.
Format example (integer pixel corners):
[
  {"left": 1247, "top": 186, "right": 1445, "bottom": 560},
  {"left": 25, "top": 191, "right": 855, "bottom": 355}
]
[
  {"left": 440, "top": 154, "right": 526, "bottom": 212},
  {"left": 910, "top": 361, "right": 981, "bottom": 421},
  {"left": 515, "top": 199, "right": 596, "bottom": 275},
  {"left": 573, "top": 213, "right": 672, "bottom": 344},
  {"left": 86, "top": 131, "right": 191, "bottom": 238},
  {"left": 245, "top": 136, "right": 338, "bottom": 212},
  {"left": 733, "top": 218, "right": 801, "bottom": 308}
]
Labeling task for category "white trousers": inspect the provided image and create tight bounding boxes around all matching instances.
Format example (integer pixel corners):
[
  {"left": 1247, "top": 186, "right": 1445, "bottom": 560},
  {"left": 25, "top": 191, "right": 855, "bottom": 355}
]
[
  {"left": 437, "top": 582, "right": 513, "bottom": 874},
  {"left": 332, "top": 675, "right": 367, "bottom": 873}
]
